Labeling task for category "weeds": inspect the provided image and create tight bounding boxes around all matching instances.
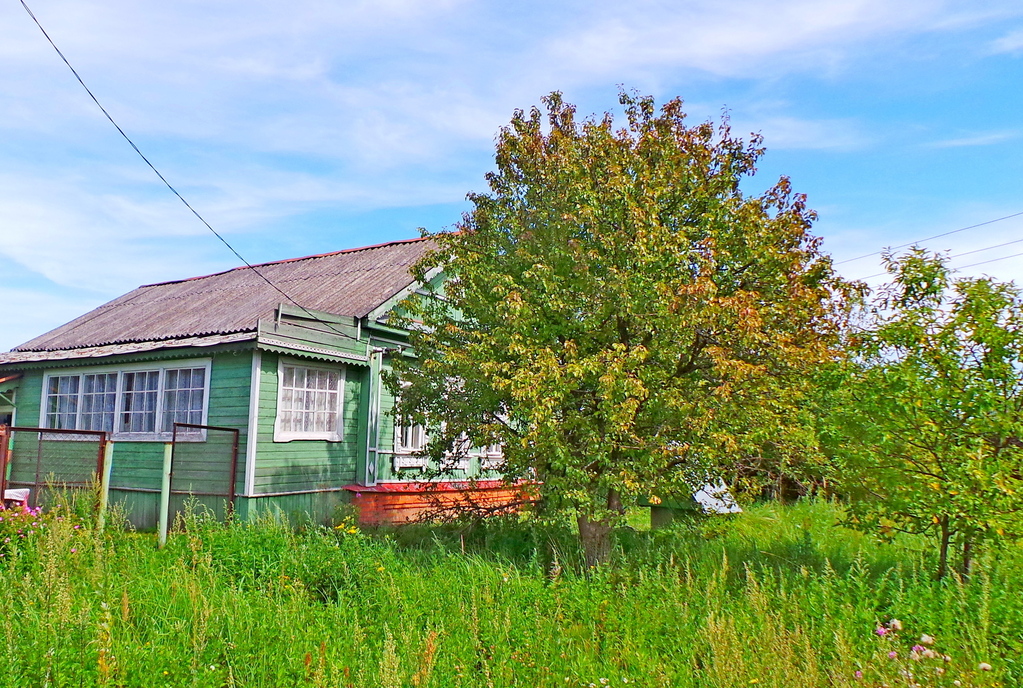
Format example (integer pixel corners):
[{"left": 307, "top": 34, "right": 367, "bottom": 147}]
[{"left": 0, "top": 499, "right": 1017, "bottom": 686}]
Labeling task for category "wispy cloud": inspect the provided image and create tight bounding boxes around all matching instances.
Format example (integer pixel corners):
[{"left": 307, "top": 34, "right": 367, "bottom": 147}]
[
  {"left": 927, "top": 130, "right": 1020, "bottom": 148},
  {"left": 743, "top": 115, "right": 871, "bottom": 151},
  {"left": 543, "top": 0, "right": 952, "bottom": 80},
  {"left": 989, "top": 28, "right": 1023, "bottom": 54}
]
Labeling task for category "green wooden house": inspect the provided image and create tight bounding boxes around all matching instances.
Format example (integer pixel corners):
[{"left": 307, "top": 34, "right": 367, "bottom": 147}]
[{"left": 0, "top": 237, "right": 514, "bottom": 528}]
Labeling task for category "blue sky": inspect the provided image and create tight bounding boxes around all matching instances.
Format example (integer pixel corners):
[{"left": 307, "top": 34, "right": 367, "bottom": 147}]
[{"left": 2, "top": 0, "right": 1022, "bottom": 351}]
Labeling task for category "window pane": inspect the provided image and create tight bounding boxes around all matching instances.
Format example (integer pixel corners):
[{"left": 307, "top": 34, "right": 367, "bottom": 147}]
[
  {"left": 121, "top": 371, "right": 159, "bottom": 434},
  {"left": 162, "top": 367, "right": 206, "bottom": 432},
  {"left": 81, "top": 373, "right": 117, "bottom": 432},
  {"left": 45, "top": 375, "right": 80, "bottom": 429}
]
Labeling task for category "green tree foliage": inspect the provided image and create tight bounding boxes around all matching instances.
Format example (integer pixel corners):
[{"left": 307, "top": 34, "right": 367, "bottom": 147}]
[
  {"left": 828, "top": 249, "right": 1023, "bottom": 578},
  {"left": 389, "top": 92, "right": 848, "bottom": 565}
]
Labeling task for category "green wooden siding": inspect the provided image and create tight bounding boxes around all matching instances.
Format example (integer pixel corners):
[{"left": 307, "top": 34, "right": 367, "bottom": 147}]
[
  {"left": 10, "top": 370, "right": 42, "bottom": 426},
  {"left": 252, "top": 351, "right": 362, "bottom": 494},
  {"left": 4, "top": 349, "right": 253, "bottom": 528}
]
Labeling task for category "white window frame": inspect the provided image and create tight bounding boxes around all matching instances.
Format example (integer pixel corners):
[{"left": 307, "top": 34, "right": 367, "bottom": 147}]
[
  {"left": 40, "top": 359, "right": 212, "bottom": 442},
  {"left": 393, "top": 382, "right": 429, "bottom": 469},
  {"left": 478, "top": 444, "right": 504, "bottom": 470},
  {"left": 273, "top": 359, "right": 345, "bottom": 442}
]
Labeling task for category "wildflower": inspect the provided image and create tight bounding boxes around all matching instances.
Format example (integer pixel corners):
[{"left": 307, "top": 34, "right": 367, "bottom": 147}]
[
  {"left": 600, "top": 680, "right": 609, "bottom": 685},
  {"left": 935, "top": 668, "right": 945, "bottom": 675},
  {"left": 954, "top": 681, "right": 962, "bottom": 686},
  {"left": 876, "top": 626, "right": 889, "bottom": 636},
  {"left": 70, "top": 548, "right": 76, "bottom": 554},
  {"left": 979, "top": 662, "right": 992, "bottom": 671},
  {"left": 912, "top": 645, "right": 925, "bottom": 653},
  {"left": 888, "top": 651, "right": 898, "bottom": 659},
  {"left": 919, "top": 634, "right": 934, "bottom": 645},
  {"left": 921, "top": 649, "right": 936, "bottom": 659},
  {"left": 854, "top": 670, "right": 863, "bottom": 679},
  {"left": 889, "top": 619, "right": 903, "bottom": 630},
  {"left": 910, "top": 651, "right": 921, "bottom": 661}
]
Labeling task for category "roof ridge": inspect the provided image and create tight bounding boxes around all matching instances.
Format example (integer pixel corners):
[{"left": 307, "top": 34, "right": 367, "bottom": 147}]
[{"left": 139, "top": 235, "right": 432, "bottom": 288}]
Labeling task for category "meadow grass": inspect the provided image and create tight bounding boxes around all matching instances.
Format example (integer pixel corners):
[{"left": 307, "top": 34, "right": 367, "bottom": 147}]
[{"left": 0, "top": 498, "right": 1019, "bottom": 687}]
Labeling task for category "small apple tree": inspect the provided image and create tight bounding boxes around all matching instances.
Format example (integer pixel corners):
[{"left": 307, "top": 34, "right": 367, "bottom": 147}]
[{"left": 829, "top": 249, "right": 1023, "bottom": 577}]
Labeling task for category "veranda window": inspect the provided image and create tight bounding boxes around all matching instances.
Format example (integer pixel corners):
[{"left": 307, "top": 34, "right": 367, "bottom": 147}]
[
  {"left": 393, "top": 414, "right": 429, "bottom": 469},
  {"left": 42, "top": 361, "right": 211, "bottom": 440},
  {"left": 162, "top": 367, "right": 206, "bottom": 431}
]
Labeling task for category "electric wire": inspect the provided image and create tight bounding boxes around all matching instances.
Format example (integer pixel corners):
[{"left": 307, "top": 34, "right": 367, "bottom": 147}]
[
  {"left": 19, "top": 0, "right": 361, "bottom": 343},
  {"left": 835, "top": 210, "right": 1023, "bottom": 265},
  {"left": 955, "top": 249, "right": 1023, "bottom": 271},
  {"left": 854, "top": 247, "right": 1023, "bottom": 281}
]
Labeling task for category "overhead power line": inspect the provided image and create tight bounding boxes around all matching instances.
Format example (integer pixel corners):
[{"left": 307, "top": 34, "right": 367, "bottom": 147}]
[
  {"left": 854, "top": 245, "right": 1023, "bottom": 281},
  {"left": 956, "top": 249, "right": 1023, "bottom": 271},
  {"left": 835, "top": 210, "right": 1023, "bottom": 266},
  {"left": 19, "top": 0, "right": 360, "bottom": 343}
]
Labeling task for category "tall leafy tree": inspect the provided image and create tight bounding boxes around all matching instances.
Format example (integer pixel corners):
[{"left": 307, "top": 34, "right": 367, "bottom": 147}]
[
  {"left": 828, "top": 249, "right": 1023, "bottom": 578},
  {"left": 389, "top": 92, "right": 848, "bottom": 565}
]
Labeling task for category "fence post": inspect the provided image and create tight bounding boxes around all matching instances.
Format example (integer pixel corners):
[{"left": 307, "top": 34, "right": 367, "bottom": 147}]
[
  {"left": 158, "top": 442, "right": 172, "bottom": 548},
  {"left": 0, "top": 425, "right": 9, "bottom": 497},
  {"left": 96, "top": 440, "right": 114, "bottom": 532}
]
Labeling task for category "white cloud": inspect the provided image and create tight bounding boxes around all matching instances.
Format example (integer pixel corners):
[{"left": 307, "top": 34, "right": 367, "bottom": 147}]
[
  {"left": 927, "top": 130, "right": 1020, "bottom": 148},
  {"left": 990, "top": 28, "right": 1023, "bottom": 54},
  {"left": 542, "top": 0, "right": 951, "bottom": 80},
  {"left": 741, "top": 115, "right": 871, "bottom": 151}
]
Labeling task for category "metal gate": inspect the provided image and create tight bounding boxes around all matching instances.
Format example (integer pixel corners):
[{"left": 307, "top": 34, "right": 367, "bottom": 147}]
[
  {"left": 0, "top": 425, "right": 108, "bottom": 508},
  {"left": 168, "top": 423, "right": 240, "bottom": 523}
]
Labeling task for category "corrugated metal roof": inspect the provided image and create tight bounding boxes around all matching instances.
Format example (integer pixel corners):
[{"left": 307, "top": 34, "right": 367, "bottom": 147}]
[
  {"left": 13, "top": 237, "right": 435, "bottom": 352},
  {"left": 0, "top": 332, "right": 256, "bottom": 364}
]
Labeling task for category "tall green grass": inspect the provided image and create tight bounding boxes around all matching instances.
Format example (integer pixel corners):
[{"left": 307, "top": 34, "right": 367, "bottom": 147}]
[{"left": 0, "top": 498, "right": 1018, "bottom": 687}]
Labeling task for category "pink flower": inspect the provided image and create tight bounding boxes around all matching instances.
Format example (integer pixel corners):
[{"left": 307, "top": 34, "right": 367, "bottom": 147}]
[
  {"left": 854, "top": 670, "right": 863, "bottom": 679},
  {"left": 876, "top": 627, "right": 889, "bottom": 636},
  {"left": 912, "top": 645, "right": 925, "bottom": 653},
  {"left": 888, "top": 651, "right": 898, "bottom": 659}
]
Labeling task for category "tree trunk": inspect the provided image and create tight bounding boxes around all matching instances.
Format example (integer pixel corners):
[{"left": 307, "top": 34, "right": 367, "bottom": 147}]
[
  {"left": 936, "top": 516, "right": 951, "bottom": 580},
  {"left": 578, "top": 515, "right": 613, "bottom": 568},
  {"left": 577, "top": 489, "right": 623, "bottom": 568},
  {"left": 961, "top": 531, "right": 974, "bottom": 578}
]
